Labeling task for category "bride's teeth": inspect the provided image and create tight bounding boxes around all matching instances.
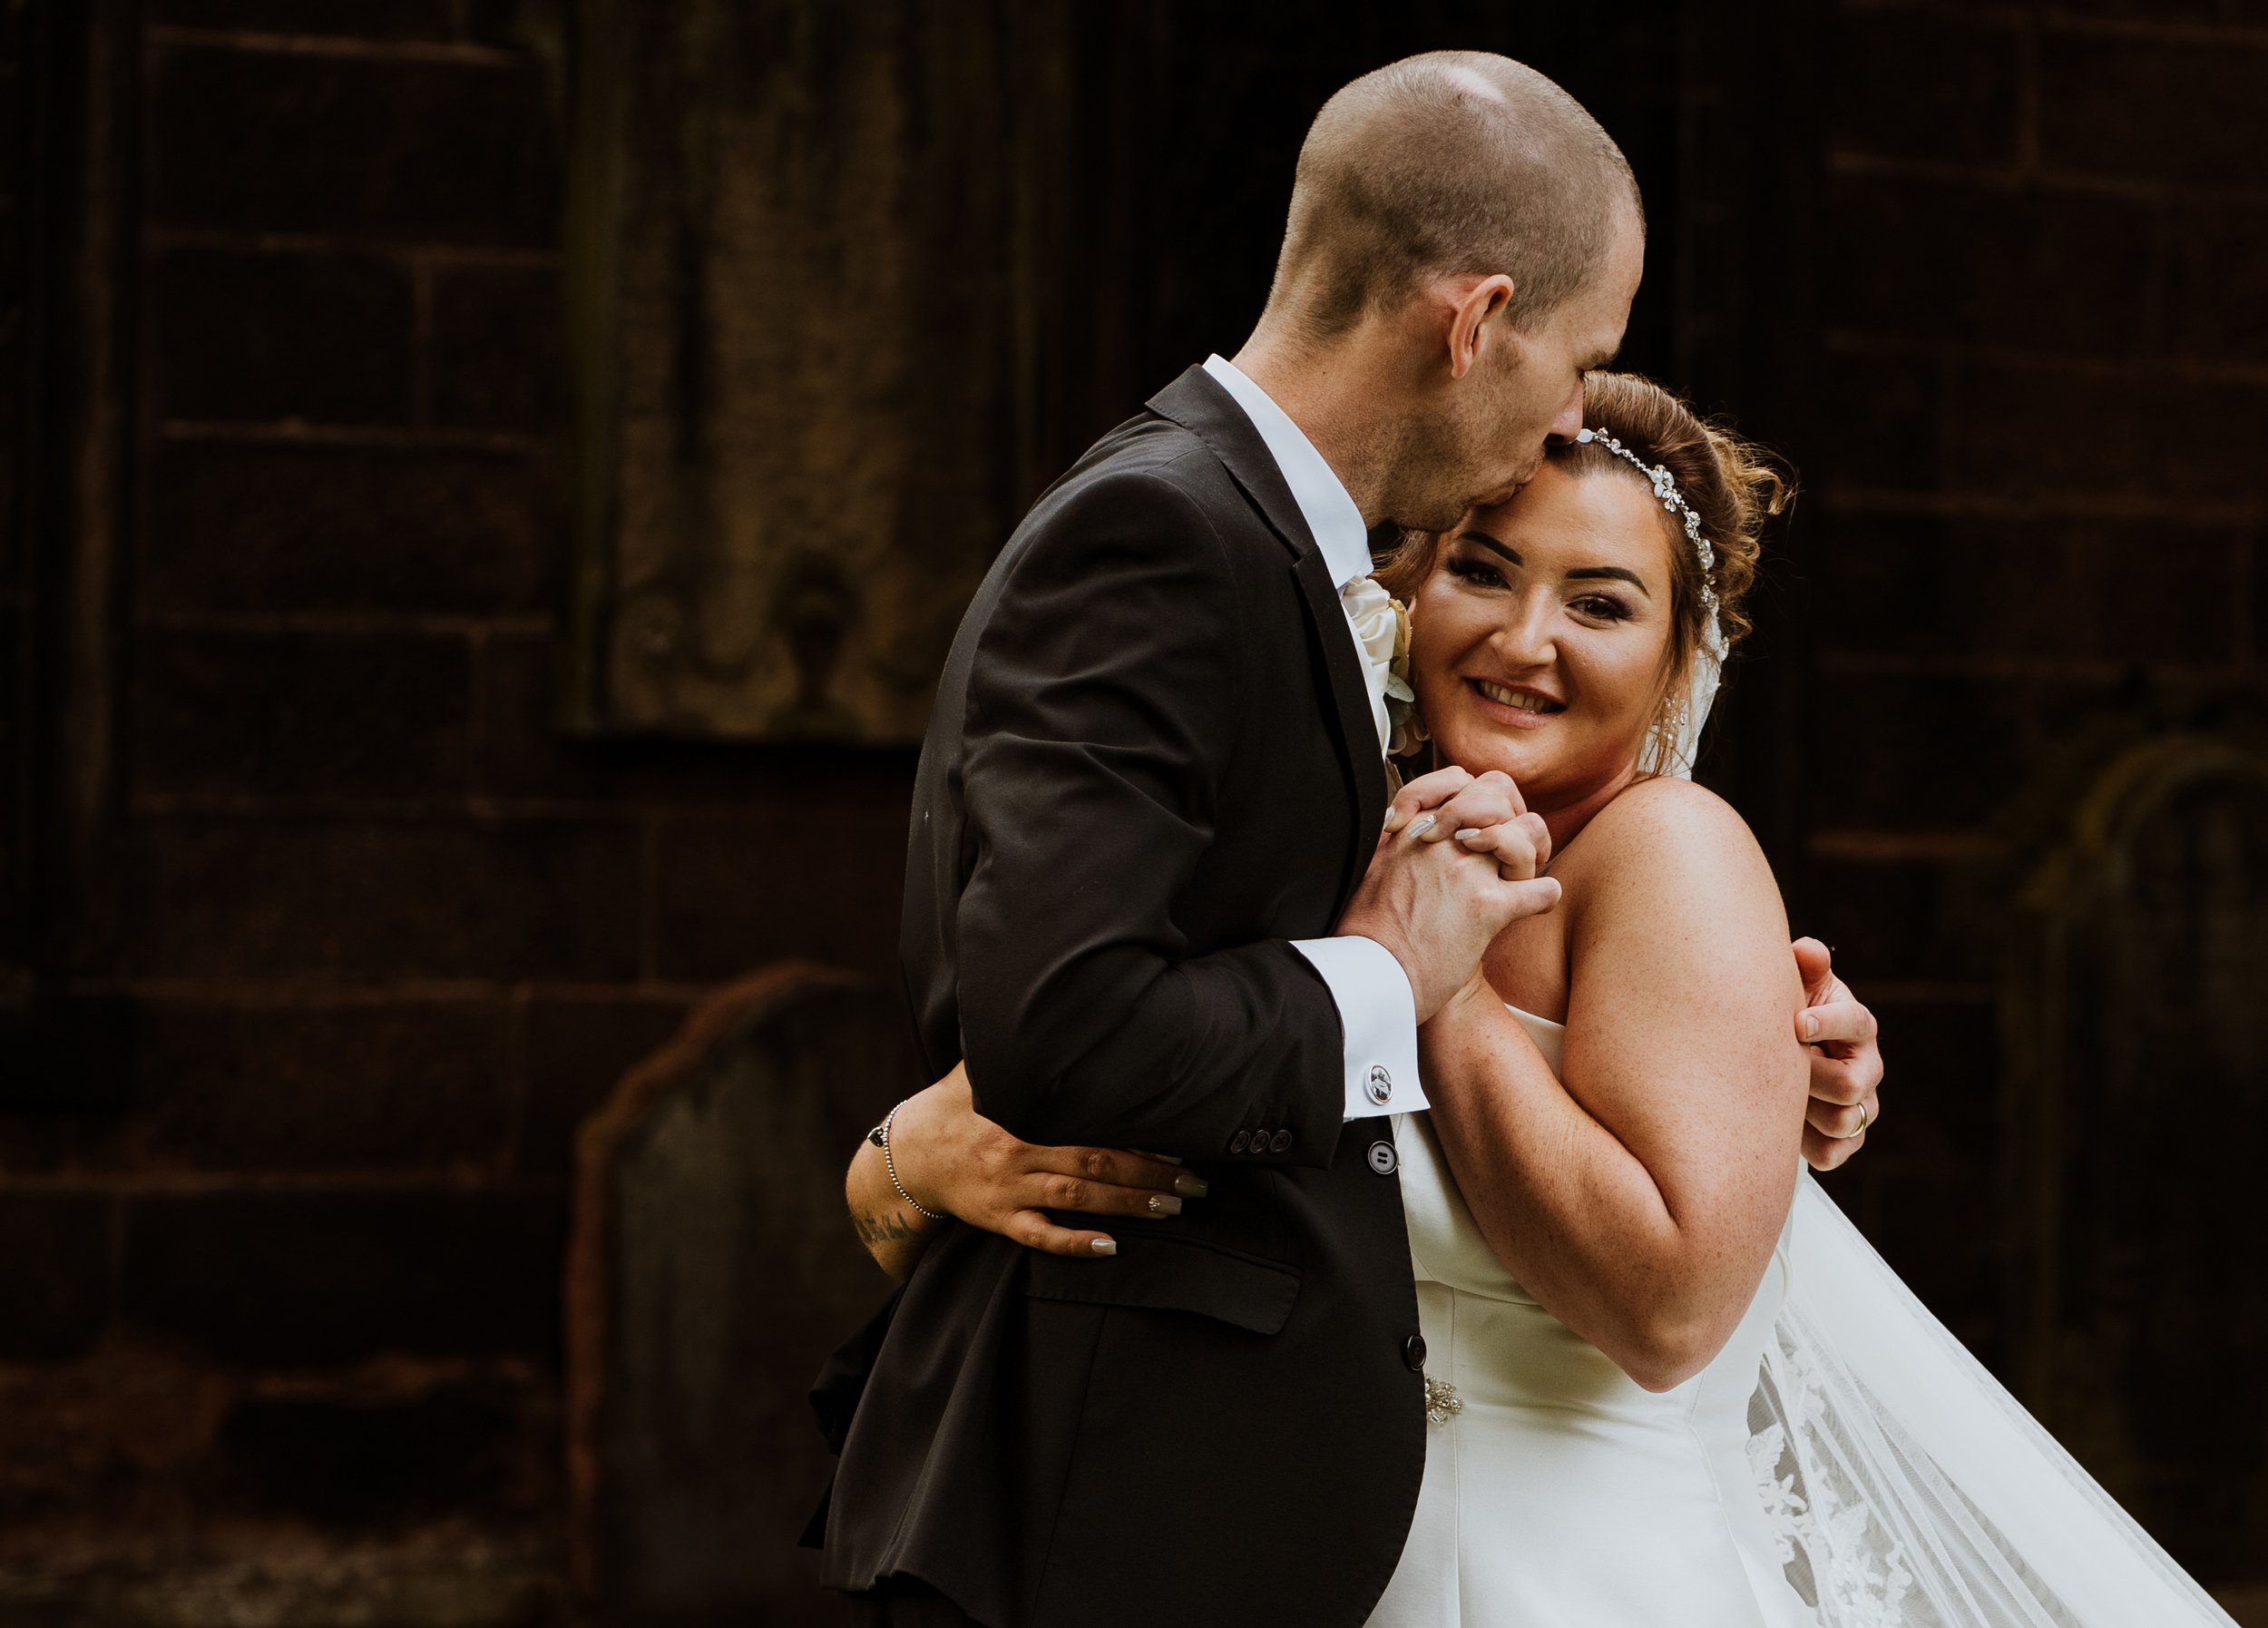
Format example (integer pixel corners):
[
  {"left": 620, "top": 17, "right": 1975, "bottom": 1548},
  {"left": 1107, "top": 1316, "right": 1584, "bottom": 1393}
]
[{"left": 1477, "top": 681, "right": 1550, "bottom": 712}]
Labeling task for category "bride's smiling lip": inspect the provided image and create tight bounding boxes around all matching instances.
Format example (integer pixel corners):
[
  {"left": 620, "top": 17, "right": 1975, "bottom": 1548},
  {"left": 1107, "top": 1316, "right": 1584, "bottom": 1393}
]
[{"left": 1464, "top": 676, "right": 1567, "bottom": 727}]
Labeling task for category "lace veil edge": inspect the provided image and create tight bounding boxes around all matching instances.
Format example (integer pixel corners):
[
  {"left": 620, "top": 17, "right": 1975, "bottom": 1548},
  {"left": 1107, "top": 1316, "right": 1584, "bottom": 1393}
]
[{"left": 1750, "top": 1174, "right": 2237, "bottom": 1628}]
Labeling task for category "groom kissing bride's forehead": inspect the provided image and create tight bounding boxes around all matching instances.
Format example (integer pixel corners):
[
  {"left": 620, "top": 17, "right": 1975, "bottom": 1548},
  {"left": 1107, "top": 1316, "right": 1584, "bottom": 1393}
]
[{"left": 811, "top": 50, "right": 1890, "bottom": 1628}]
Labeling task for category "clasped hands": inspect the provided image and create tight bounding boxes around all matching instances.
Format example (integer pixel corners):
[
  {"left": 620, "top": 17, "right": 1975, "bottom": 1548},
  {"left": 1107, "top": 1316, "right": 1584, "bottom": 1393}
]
[{"left": 1338, "top": 766, "right": 1559, "bottom": 1023}]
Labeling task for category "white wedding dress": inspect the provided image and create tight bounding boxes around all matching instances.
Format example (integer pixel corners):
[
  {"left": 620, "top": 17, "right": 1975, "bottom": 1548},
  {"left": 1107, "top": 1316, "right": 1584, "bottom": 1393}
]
[{"left": 1364, "top": 1005, "right": 2240, "bottom": 1628}]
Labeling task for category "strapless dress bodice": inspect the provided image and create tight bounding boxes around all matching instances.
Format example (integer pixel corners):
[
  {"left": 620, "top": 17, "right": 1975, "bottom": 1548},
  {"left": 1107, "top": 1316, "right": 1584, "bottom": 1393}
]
[{"left": 1367, "top": 1006, "right": 1811, "bottom": 1628}]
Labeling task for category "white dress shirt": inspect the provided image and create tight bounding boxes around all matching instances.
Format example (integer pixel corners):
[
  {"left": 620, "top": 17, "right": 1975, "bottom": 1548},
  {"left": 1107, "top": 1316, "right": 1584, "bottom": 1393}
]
[{"left": 1202, "top": 354, "right": 1427, "bottom": 1121}]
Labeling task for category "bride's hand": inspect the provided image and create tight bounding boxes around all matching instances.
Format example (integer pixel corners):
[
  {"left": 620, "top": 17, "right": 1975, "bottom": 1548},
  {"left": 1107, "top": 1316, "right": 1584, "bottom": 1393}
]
[
  {"left": 1383, "top": 763, "right": 1559, "bottom": 893},
  {"left": 1449, "top": 809, "right": 1556, "bottom": 885},
  {"left": 846, "top": 1064, "right": 1203, "bottom": 1280}
]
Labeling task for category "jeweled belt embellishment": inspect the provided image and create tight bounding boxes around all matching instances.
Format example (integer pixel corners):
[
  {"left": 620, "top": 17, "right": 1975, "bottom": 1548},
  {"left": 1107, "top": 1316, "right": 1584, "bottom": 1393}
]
[{"left": 1424, "top": 1374, "right": 1462, "bottom": 1426}]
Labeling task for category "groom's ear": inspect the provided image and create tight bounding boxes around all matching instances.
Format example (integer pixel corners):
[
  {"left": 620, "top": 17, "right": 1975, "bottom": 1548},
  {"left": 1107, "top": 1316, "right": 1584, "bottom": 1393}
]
[{"left": 1446, "top": 274, "right": 1518, "bottom": 379}]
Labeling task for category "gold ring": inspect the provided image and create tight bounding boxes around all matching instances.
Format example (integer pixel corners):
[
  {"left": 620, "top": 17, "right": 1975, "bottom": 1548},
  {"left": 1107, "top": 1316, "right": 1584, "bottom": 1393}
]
[{"left": 1852, "top": 1103, "right": 1870, "bottom": 1138}]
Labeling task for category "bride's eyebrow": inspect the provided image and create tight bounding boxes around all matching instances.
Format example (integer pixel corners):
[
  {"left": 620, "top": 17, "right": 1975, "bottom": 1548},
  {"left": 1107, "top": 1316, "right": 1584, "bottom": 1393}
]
[
  {"left": 1458, "top": 530, "right": 1519, "bottom": 564},
  {"left": 1567, "top": 564, "right": 1651, "bottom": 598}
]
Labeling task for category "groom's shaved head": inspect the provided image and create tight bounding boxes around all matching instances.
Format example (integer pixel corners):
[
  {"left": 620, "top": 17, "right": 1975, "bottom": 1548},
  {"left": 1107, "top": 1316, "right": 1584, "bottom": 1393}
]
[{"left": 1271, "top": 53, "right": 1640, "bottom": 338}]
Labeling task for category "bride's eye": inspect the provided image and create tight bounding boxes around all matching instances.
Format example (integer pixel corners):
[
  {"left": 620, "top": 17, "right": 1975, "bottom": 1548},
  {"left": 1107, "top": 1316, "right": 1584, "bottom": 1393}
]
[
  {"left": 1570, "top": 593, "right": 1634, "bottom": 623},
  {"left": 1448, "top": 555, "right": 1509, "bottom": 589}
]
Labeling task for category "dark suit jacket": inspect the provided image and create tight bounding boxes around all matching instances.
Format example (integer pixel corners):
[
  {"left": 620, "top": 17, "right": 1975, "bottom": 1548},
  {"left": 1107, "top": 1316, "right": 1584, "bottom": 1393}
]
[{"left": 819, "top": 366, "right": 1428, "bottom": 1627}]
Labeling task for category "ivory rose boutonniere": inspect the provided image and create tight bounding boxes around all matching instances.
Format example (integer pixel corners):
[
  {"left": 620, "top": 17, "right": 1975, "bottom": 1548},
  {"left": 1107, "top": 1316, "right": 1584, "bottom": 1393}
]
[
  {"left": 1383, "top": 591, "right": 1423, "bottom": 757},
  {"left": 1343, "top": 575, "right": 1422, "bottom": 758}
]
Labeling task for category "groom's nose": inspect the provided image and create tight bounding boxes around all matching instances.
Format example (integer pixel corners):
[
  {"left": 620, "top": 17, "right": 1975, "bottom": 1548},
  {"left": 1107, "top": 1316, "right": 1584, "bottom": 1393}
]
[{"left": 1548, "top": 384, "right": 1586, "bottom": 443}]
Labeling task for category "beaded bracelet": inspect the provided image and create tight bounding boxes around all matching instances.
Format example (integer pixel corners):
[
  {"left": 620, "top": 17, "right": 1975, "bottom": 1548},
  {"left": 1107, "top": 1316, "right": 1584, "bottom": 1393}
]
[{"left": 869, "top": 1099, "right": 949, "bottom": 1222}]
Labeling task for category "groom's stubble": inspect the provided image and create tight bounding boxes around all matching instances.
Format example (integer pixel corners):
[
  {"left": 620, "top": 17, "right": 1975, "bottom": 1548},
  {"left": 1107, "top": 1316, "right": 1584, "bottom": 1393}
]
[
  {"left": 1378, "top": 357, "right": 1554, "bottom": 534},
  {"left": 1370, "top": 205, "right": 1647, "bottom": 536},
  {"left": 1371, "top": 397, "right": 1525, "bottom": 537}
]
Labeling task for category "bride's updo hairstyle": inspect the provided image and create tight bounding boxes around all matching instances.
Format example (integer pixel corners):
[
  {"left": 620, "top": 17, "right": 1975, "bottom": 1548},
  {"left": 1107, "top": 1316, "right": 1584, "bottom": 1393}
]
[{"left": 1375, "top": 370, "right": 1788, "bottom": 767}]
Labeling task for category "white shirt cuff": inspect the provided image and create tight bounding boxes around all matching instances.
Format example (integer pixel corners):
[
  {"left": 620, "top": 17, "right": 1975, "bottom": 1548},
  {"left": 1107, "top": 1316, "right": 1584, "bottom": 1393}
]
[{"left": 1291, "top": 935, "right": 1428, "bottom": 1120}]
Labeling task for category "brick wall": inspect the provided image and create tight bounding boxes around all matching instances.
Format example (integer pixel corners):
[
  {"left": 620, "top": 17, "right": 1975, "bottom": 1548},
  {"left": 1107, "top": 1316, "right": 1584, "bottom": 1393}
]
[
  {"left": 1799, "top": 0, "right": 2268, "bottom": 1372},
  {"left": 0, "top": 1, "right": 913, "bottom": 1594},
  {"left": 1, "top": 1, "right": 27, "bottom": 995},
  {"left": 6, "top": 0, "right": 2268, "bottom": 1611}
]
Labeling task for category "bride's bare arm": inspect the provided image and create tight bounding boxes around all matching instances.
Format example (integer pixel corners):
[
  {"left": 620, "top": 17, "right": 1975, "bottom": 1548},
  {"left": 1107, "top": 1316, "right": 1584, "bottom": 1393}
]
[
  {"left": 846, "top": 1064, "right": 1202, "bottom": 1281},
  {"left": 1419, "top": 778, "right": 1809, "bottom": 1392}
]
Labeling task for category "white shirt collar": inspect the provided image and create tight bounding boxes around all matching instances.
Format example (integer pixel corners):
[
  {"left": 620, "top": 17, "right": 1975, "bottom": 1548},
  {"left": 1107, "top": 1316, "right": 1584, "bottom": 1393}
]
[{"left": 1201, "top": 354, "right": 1373, "bottom": 591}]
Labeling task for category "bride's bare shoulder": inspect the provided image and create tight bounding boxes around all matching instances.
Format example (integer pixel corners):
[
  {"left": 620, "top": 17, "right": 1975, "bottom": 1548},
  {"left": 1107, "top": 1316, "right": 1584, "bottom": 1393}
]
[
  {"left": 1572, "top": 774, "right": 1756, "bottom": 854},
  {"left": 1559, "top": 776, "right": 1778, "bottom": 911}
]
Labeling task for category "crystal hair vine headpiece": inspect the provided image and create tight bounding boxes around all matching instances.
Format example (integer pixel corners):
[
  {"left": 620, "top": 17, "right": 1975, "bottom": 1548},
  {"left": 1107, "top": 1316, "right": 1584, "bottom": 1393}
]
[{"left": 1573, "top": 427, "right": 1727, "bottom": 661}]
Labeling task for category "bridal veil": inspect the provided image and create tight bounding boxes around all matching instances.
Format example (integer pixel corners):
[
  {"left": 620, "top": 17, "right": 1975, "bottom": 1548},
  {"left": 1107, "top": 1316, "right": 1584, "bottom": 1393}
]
[
  {"left": 1746, "top": 1174, "right": 2236, "bottom": 1627},
  {"left": 1670, "top": 645, "right": 2231, "bottom": 1626}
]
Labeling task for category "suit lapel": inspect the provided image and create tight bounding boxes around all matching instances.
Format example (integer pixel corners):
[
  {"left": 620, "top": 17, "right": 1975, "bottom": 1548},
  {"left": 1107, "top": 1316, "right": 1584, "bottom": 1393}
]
[{"left": 1148, "top": 367, "right": 1388, "bottom": 907}]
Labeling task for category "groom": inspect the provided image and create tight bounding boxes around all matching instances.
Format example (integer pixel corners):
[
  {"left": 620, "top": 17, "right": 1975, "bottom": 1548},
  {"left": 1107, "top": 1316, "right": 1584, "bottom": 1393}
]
[{"left": 819, "top": 52, "right": 1883, "bottom": 1628}]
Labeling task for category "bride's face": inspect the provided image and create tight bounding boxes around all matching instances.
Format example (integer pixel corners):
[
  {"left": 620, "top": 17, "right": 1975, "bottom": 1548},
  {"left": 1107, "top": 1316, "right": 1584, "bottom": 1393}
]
[{"left": 1408, "top": 462, "right": 1678, "bottom": 809}]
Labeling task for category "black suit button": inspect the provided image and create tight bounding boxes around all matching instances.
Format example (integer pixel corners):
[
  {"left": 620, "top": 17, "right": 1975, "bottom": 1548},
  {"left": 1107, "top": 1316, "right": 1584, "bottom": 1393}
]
[
  {"left": 1367, "top": 1139, "right": 1398, "bottom": 1175},
  {"left": 1269, "top": 1128, "right": 1293, "bottom": 1153},
  {"left": 1403, "top": 1334, "right": 1428, "bottom": 1372},
  {"left": 1230, "top": 1130, "right": 1251, "bottom": 1154}
]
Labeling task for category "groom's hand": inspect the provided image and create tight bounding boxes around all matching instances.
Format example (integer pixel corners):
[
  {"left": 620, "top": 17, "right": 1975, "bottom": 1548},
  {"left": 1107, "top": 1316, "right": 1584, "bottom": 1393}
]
[
  {"left": 1793, "top": 937, "right": 1884, "bottom": 1171},
  {"left": 1341, "top": 767, "right": 1560, "bottom": 1023}
]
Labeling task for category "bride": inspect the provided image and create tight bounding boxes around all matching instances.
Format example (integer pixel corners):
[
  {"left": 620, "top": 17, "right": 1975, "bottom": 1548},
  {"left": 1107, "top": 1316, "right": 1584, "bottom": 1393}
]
[{"left": 841, "top": 372, "right": 2237, "bottom": 1628}]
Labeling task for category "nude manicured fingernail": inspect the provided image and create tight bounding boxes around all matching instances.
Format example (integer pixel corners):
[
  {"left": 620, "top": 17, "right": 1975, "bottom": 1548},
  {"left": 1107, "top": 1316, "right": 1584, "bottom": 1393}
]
[
  {"left": 1173, "top": 1173, "right": 1209, "bottom": 1199},
  {"left": 1383, "top": 809, "right": 1408, "bottom": 833},
  {"left": 1146, "top": 1194, "right": 1183, "bottom": 1217},
  {"left": 1091, "top": 1238, "right": 1118, "bottom": 1256},
  {"left": 1454, "top": 829, "right": 1482, "bottom": 842},
  {"left": 1407, "top": 814, "right": 1436, "bottom": 839}
]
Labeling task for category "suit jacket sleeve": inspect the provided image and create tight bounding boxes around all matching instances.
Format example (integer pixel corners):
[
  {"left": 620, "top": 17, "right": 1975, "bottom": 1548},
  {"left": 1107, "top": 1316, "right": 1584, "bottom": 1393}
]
[{"left": 953, "top": 467, "right": 1350, "bottom": 1166}]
